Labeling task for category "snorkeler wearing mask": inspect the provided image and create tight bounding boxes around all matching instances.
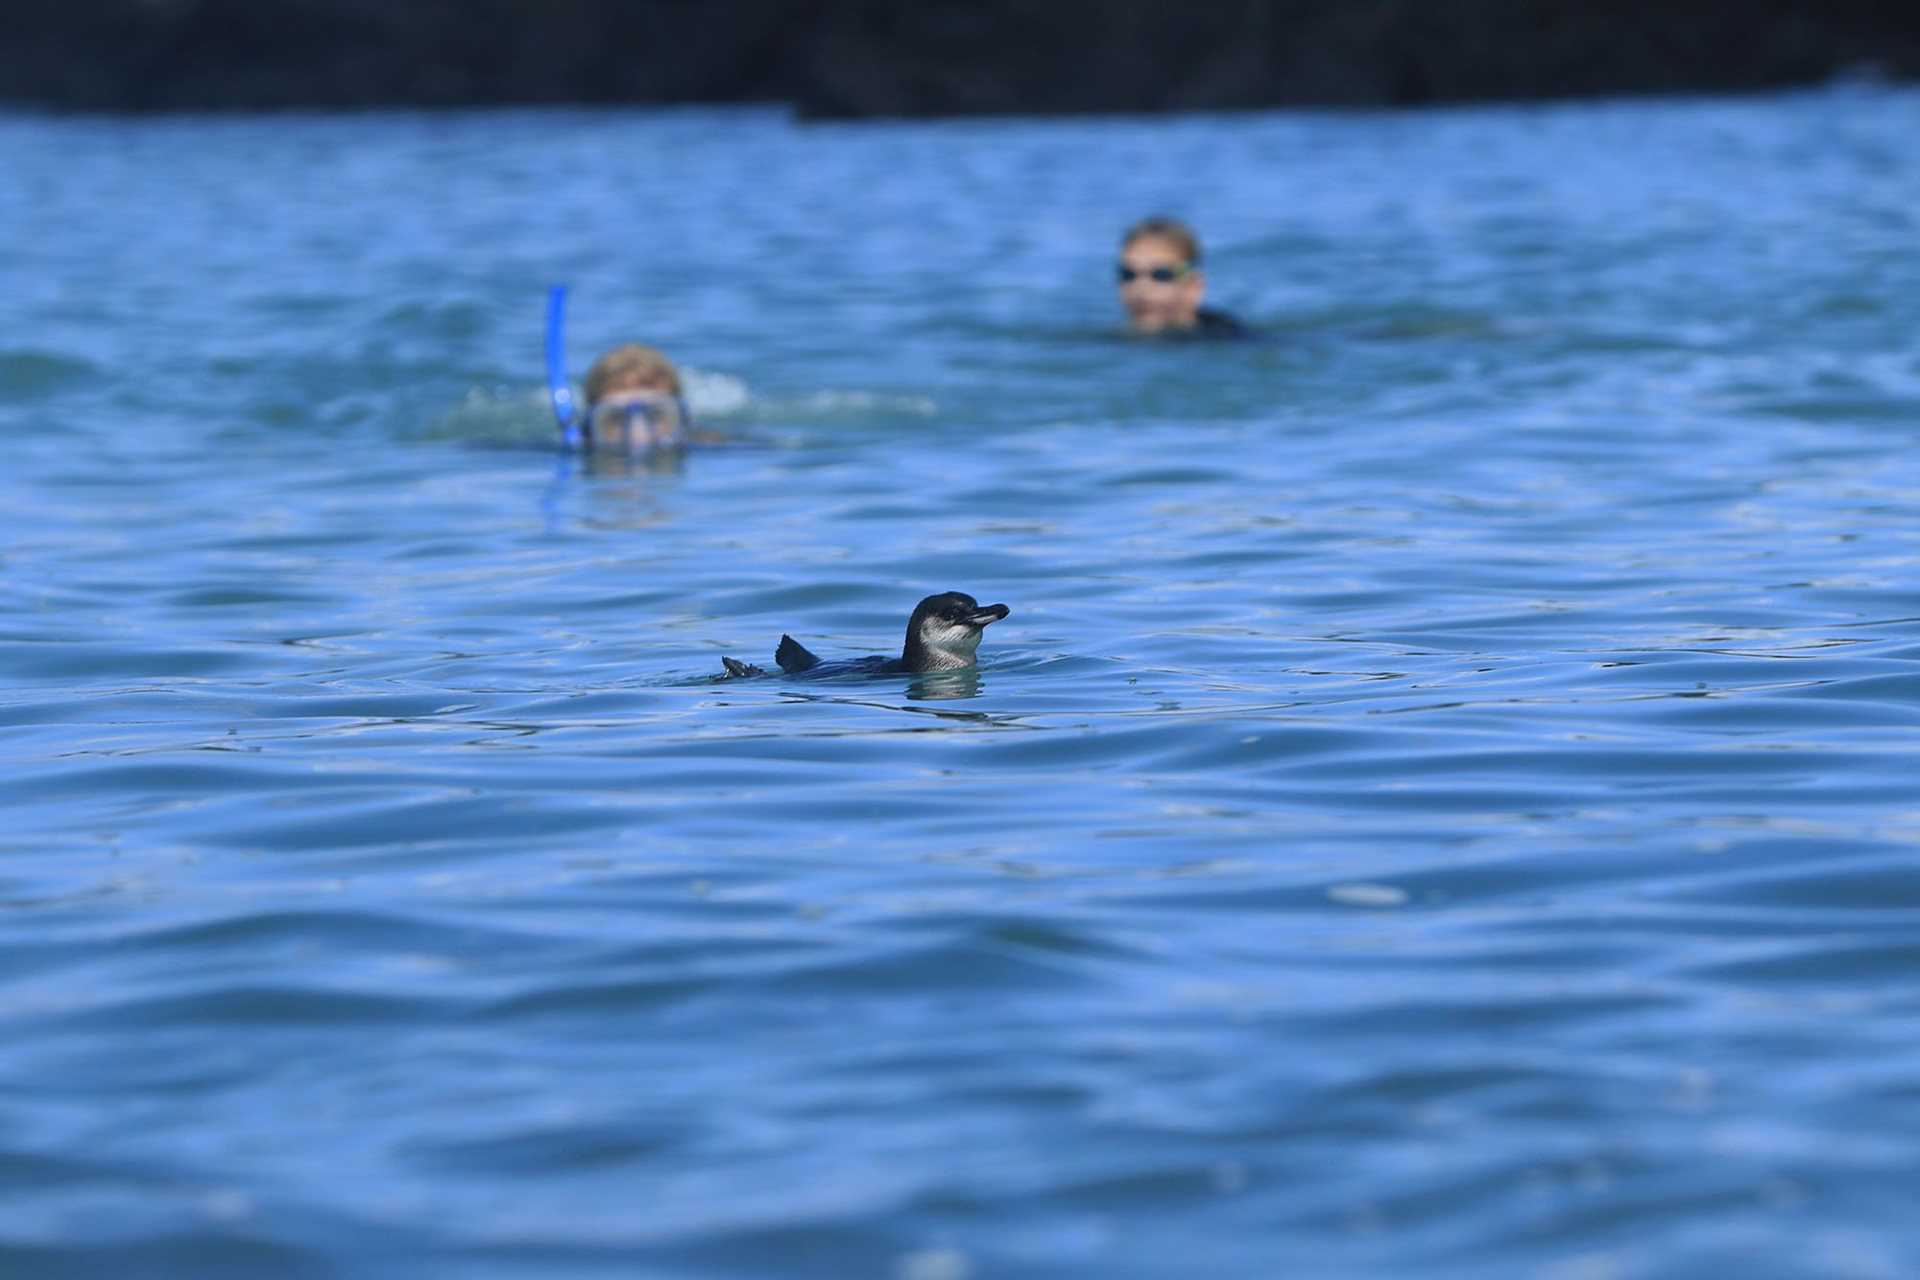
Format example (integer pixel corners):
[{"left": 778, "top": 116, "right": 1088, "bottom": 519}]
[{"left": 582, "top": 342, "right": 690, "bottom": 452}]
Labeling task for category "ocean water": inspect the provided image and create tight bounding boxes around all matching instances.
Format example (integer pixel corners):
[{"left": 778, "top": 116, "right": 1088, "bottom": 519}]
[{"left": 3, "top": 88, "right": 1920, "bottom": 1278}]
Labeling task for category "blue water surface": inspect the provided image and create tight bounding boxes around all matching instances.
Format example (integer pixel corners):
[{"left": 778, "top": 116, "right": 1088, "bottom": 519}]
[{"left": 3, "top": 89, "right": 1920, "bottom": 1278}]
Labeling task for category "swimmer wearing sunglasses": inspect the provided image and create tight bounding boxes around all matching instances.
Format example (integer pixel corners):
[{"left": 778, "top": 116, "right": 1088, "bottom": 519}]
[{"left": 1117, "top": 216, "right": 1247, "bottom": 339}]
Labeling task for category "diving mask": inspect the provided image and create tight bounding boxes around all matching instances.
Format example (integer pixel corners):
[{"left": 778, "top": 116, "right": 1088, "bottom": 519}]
[{"left": 586, "top": 390, "right": 688, "bottom": 451}]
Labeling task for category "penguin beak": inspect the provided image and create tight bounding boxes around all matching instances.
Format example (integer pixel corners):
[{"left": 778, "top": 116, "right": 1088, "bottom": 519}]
[{"left": 964, "top": 604, "right": 1010, "bottom": 628}]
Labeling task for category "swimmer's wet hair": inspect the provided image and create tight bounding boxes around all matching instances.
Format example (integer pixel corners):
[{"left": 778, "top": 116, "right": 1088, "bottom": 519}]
[
  {"left": 585, "top": 342, "right": 683, "bottom": 403},
  {"left": 1122, "top": 216, "right": 1202, "bottom": 266}
]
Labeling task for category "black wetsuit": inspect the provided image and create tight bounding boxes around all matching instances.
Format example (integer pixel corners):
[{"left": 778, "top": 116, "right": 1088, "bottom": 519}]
[{"left": 1192, "top": 307, "right": 1250, "bottom": 339}]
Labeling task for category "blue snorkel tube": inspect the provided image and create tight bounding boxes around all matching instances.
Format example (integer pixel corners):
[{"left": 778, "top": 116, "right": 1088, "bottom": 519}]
[
  {"left": 546, "top": 284, "right": 695, "bottom": 452},
  {"left": 545, "top": 283, "right": 583, "bottom": 449}
]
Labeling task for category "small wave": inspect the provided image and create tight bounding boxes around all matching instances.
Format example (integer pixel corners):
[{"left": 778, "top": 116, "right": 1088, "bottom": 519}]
[
  {"left": 0, "top": 348, "right": 98, "bottom": 401},
  {"left": 421, "top": 374, "right": 942, "bottom": 448},
  {"left": 681, "top": 367, "right": 750, "bottom": 415},
  {"left": 418, "top": 386, "right": 552, "bottom": 446},
  {"left": 425, "top": 365, "right": 753, "bottom": 447},
  {"left": 782, "top": 389, "right": 940, "bottom": 419}
]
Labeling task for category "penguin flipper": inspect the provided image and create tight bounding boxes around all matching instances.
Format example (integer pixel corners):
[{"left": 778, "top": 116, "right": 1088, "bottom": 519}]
[
  {"left": 720, "top": 656, "right": 764, "bottom": 679},
  {"left": 774, "top": 635, "right": 820, "bottom": 673}
]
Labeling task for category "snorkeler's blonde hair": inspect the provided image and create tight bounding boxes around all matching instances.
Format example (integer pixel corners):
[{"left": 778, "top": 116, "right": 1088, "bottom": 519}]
[
  {"left": 1122, "top": 216, "right": 1202, "bottom": 266},
  {"left": 585, "top": 343, "right": 683, "bottom": 403}
]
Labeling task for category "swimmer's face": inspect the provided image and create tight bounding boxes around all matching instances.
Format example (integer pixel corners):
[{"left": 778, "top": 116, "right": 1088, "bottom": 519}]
[{"left": 1118, "top": 234, "right": 1204, "bottom": 334}]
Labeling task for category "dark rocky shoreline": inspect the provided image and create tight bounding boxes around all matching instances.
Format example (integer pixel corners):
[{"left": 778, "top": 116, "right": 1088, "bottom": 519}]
[{"left": 10, "top": 0, "right": 1917, "bottom": 117}]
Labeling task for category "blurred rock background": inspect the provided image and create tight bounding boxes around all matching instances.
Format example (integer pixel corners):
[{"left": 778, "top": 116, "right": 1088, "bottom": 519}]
[{"left": 7, "top": 0, "right": 1916, "bottom": 116}]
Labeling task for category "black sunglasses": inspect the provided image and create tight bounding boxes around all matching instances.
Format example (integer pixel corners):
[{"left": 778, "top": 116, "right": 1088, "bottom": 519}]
[{"left": 1117, "top": 263, "right": 1191, "bottom": 284}]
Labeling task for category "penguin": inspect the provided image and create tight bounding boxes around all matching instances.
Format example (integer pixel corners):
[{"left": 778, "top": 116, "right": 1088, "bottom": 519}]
[{"left": 720, "top": 592, "right": 1010, "bottom": 679}]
